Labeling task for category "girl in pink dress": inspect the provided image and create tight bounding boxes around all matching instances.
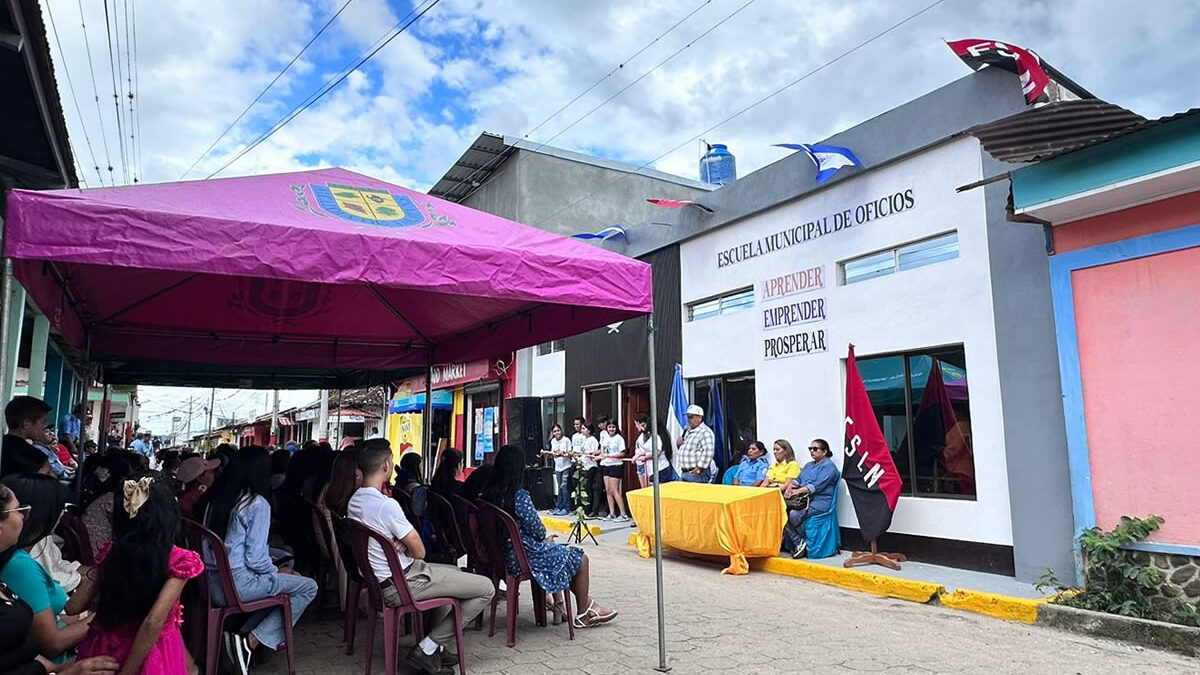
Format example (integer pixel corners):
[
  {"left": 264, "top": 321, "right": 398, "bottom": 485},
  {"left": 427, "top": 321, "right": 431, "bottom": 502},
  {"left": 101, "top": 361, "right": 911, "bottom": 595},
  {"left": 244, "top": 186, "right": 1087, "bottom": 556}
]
[{"left": 78, "top": 474, "right": 203, "bottom": 675}]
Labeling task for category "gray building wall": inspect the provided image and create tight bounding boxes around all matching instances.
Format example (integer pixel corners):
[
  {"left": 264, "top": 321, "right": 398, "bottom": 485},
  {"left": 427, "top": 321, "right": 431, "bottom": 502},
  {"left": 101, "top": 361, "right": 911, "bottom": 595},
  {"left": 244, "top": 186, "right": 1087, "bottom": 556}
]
[
  {"left": 460, "top": 149, "right": 708, "bottom": 238},
  {"left": 983, "top": 167, "right": 1077, "bottom": 585}
]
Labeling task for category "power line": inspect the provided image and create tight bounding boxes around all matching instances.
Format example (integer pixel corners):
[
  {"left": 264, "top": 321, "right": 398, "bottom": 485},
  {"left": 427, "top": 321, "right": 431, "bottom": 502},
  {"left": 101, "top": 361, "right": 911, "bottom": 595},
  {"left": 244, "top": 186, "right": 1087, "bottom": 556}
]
[
  {"left": 205, "top": 0, "right": 442, "bottom": 179},
  {"left": 131, "top": 0, "right": 144, "bottom": 182},
  {"left": 445, "top": 0, "right": 718, "bottom": 203},
  {"left": 180, "top": 0, "right": 357, "bottom": 180},
  {"left": 530, "top": 0, "right": 950, "bottom": 230},
  {"left": 44, "top": 0, "right": 101, "bottom": 187},
  {"left": 77, "top": 0, "right": 114, "bottom": 183},
  {"left": 102, "top": 0, "right": 129, "bottom": 184},
  {"left": 121, "top": 0, "right": 138, "bottom": 182}
]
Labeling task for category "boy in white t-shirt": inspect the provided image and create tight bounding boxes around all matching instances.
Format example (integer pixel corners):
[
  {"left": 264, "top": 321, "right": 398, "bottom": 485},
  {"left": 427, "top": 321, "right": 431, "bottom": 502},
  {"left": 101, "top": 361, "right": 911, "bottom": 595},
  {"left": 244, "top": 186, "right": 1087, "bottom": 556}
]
[{"left": 348, "top": 440, "right": 494, "bottom": 675}]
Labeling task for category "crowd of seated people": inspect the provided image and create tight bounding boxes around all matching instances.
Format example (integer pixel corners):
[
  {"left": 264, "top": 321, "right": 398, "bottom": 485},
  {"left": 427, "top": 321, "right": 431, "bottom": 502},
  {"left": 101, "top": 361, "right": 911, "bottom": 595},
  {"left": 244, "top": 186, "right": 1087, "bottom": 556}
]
[{"left": 1, "top": 392, "right": 624, "bottom": 675}]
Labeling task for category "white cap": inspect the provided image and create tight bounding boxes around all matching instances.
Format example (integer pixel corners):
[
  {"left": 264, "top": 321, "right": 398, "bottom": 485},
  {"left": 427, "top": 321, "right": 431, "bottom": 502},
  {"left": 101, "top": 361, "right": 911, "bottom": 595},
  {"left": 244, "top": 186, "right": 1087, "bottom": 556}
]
[{"left": 685, "top": 404, "right": 704, "bottom": 417}]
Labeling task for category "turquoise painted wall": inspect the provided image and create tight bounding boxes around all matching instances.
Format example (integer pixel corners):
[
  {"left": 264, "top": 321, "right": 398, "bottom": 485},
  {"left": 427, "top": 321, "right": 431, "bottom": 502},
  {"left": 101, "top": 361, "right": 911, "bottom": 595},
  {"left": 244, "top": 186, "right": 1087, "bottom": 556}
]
[{"left": 1012, "top": 113, "right": 1200, "bottom": 210}]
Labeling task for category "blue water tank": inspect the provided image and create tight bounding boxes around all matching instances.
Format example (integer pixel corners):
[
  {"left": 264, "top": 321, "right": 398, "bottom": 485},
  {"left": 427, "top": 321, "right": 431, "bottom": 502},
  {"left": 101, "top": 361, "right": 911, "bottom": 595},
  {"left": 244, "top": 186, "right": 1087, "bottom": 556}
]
[{"left": 700, "top": 143, "right": 736, "bottom": 186}]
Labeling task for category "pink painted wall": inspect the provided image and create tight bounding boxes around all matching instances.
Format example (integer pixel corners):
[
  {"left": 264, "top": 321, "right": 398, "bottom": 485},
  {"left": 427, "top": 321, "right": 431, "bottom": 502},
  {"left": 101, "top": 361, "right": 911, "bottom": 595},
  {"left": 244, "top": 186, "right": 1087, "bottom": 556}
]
[
  {"left": 1054, "top": 191, "right": 1200, "bottom": 253},
  {"left": 1072, "top": 245, "right": 1200, "bottom": 545}
]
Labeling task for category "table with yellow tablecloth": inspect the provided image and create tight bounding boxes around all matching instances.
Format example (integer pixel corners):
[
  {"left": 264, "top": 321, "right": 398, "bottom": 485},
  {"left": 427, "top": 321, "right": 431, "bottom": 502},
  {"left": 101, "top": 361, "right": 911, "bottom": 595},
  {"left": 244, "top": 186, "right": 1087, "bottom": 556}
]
[{"left": 627, "top": 482, "right": 786, "bottom": 575}]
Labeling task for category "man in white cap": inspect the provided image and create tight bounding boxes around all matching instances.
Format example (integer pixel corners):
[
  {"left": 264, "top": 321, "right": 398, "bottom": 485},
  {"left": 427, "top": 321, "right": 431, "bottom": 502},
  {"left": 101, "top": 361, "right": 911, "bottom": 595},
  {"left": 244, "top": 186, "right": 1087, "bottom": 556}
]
[{"left": 675, "top": 404, "right": 716, "bottom": 483}]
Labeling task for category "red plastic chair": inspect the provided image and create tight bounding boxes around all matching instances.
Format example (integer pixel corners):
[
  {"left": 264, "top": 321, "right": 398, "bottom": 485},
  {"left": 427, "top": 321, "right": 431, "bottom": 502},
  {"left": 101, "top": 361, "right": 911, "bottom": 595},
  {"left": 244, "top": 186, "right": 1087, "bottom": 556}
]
[
  {"left": 344, "top": 519, "right": 467, "bottom": 675},
  {"left": 425, "top": 491, "right": 465, "bottom": 563},
  {"left": 330, "top": 515, "right": 364, "bottom": 655},
  {"left": 180, "top": 518, "right": 297, "bottom": 675},
  {"left": 449, "top": 495, "right": 488, "bottom": 576},
  {"left": 474, "top": 499, "right": 574, "bottom": 647},
  {"left": 56, "top": 511, "right": 96, "bottom": 567}
]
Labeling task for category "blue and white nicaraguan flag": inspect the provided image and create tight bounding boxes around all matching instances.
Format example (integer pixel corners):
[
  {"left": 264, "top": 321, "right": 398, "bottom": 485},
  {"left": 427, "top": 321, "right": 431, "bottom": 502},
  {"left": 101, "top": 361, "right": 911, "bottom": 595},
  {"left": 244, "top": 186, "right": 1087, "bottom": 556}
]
[
  {"left": 667, "top": 363, "right": 688, "bottom": 474},
  {"left": 774, "top": 143, "right": 864, "bottom": 183},
  {"left": 571, "top": 225, "right": 626, "bottom": 241}
]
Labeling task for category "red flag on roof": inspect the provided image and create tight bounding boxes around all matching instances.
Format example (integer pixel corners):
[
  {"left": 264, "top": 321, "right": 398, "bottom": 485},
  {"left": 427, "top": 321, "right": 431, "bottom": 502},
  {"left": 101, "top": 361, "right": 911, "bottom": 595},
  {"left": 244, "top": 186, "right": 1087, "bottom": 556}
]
[
  {"left": 645, "top": 198, "right": 713, "bottom": 213},
  {"left": 842, "top": 345, "right": 903, "bottom": 541},
  {"left": 947, "top": 38, "right": 1050, "bottom": 104}
]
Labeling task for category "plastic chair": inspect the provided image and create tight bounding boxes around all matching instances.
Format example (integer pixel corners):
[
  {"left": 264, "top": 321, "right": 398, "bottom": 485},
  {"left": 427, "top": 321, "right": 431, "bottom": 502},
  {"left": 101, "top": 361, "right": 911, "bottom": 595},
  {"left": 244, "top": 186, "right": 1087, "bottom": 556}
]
[
  {"left": 299, "top": 497, "right": 335, "bottom": 619},
  {"left": 425, "top": 491, "right": 465, "bottom": 563},
  {"left": 56, "top": 511, "right": 96, "bottom": 566},
  {"left": 449, "top": 495, "right": 489, "bottom": 576},
  {"left": 343, "top": 519, "right": 466, "bottom": 675},
  {"left": 330, "top": 516, "right": 364, "bottom": 655},
  {"left": 804, "top": 480, "right": 842, "bottom": 559},
  {"left": 474, "top": 499, "right": 574, "bottom": 647},
  {"left": 180, "top": 518, "right": 297, "bottom": 675}
]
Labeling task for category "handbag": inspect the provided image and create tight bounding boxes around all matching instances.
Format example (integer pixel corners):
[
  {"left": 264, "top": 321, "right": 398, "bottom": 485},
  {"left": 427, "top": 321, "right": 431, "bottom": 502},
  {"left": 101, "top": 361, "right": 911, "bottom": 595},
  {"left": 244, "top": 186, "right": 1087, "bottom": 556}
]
[{"left": 784, "top": 493, "right": 810, "bottom": 511}]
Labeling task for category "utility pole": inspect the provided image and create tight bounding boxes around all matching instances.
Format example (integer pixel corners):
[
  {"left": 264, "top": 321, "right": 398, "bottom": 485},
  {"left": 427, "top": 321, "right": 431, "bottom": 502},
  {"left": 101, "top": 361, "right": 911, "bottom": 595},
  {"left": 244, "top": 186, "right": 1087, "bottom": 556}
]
[
  {"left": 270, "top": 389, "right": 280, "bottom": 446},
  {"left": 316, "top": 389, "right": 329, "bottom": 442},
  {"left": 206, "top": 387, "right": 216, "bottom": 451},
  {"left": 186, "top": 397, "right": 193, "bottom": 443}
]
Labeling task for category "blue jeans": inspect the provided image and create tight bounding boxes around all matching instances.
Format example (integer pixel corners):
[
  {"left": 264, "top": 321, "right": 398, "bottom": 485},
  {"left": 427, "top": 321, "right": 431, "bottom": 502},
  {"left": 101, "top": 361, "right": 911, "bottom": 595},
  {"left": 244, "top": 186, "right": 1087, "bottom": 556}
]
[
  {"left": 555, "top": 468, "right": 574, "bottom": 511},
  {"left": 680, "top": 469, "right": 711, "bottom": 483},
  {"left": 652, "top": 466, "right": 675, "bottom": 483},
  {"left": 230, "top": 568, "right": 318, "bottom": 651}
]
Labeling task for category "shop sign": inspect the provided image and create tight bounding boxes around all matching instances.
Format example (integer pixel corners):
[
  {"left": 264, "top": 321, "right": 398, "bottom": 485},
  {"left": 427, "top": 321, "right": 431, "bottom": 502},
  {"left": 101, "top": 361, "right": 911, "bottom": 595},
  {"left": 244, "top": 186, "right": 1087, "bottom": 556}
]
[
  {"left": 295, "top": 409, "right": 320, "bottom": 421},
  {"left": 398, "top": 359, "right": 496, "bottom": 392},
  {"left": 717, "top": 188, "right": 915, "bottom": 268}
]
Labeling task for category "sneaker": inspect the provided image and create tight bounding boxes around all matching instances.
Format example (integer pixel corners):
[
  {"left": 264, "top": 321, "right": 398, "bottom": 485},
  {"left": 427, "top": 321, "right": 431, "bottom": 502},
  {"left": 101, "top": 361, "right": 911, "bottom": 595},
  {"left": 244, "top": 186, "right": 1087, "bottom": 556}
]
[
  {"left": 227, "top": 633, "right": 252, "bottom": 675},
  {"left": 616, "top": 515, "right": 631, "bottom": 523},
  {"left": 791, "top": 541, "right": 807, "bottom": 559},
  {"left": 405, "top": 645, "right": 452, "bottom": 675}
]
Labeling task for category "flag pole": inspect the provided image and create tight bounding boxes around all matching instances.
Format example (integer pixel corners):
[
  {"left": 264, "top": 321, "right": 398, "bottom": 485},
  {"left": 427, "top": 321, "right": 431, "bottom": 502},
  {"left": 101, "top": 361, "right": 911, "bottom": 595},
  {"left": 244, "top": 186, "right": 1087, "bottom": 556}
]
[{"left": 646, "top": 312, "right": 669, "bottom": 672}]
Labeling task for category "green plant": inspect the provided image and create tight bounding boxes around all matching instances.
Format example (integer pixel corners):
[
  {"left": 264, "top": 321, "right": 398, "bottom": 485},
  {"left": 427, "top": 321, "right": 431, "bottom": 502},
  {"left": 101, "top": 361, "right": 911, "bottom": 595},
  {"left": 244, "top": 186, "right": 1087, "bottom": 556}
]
[
  {"left": 1042, "top": 515, "right": 1200, "bottom": 627},
  {"left": 570, "top": 457, "right": 591, "bottom": 521}
]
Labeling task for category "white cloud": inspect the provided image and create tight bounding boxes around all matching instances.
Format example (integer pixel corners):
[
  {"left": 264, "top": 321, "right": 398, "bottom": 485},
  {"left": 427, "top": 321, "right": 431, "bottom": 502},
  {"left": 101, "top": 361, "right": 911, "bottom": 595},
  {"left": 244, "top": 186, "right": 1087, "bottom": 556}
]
[{"left": 38, "top": 0, "right": 1200, "bottom": 406}]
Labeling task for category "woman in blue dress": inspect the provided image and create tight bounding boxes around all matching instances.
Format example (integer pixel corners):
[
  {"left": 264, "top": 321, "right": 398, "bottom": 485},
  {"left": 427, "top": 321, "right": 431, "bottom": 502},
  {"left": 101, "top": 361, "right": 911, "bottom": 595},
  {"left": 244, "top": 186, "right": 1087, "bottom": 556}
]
[{"left": 482, "top": 445, "right": 618, "bottom": 629}]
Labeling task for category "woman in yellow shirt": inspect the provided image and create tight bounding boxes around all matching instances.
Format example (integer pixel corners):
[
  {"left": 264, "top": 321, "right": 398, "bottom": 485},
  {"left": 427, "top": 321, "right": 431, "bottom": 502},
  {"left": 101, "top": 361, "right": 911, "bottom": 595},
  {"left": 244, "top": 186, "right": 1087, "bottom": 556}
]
[{"left": 764, "top": 439, "right": 801, "bottom": 488}]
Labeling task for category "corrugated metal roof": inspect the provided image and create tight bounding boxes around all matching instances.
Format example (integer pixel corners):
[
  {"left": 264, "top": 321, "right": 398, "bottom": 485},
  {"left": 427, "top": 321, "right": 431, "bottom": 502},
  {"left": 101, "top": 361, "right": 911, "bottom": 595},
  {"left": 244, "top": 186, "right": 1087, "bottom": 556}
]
[
  {"left": 427, "top": 132, "right": 511, "bottom": 201},
  {"left": 967, "top": 99, "right": 1146, "bottom": 163}
]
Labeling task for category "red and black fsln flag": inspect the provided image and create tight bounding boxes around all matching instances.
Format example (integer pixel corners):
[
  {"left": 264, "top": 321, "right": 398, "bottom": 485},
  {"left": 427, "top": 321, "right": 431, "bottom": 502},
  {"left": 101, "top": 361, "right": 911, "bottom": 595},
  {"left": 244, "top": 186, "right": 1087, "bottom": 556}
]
[
  {"left": 842, "top": 345, "right": 903, "bottom": 542},
  {"left": 947, "top": 38, "right": 1050, "bottom": 105}
]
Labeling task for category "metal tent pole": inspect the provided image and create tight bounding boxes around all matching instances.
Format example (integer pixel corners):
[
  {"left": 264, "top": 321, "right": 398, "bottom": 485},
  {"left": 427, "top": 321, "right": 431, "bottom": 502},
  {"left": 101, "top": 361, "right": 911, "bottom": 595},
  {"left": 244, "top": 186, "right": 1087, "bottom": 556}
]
[
  {"left": 422, "top": 349, "right": 434, "bottom": 480},
  {"left": 646, "top": 313, "right": 669, "bottom": 672},
  {"left": 0, "top": 259, "right": 12, "bottom": 469}
]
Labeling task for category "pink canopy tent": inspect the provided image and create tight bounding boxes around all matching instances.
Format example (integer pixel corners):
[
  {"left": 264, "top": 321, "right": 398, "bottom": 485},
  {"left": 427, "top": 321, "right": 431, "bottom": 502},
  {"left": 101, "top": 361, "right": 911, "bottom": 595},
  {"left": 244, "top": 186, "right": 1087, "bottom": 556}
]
[{"left": 1, "top": 167, "right": 652, "bottom": 388}]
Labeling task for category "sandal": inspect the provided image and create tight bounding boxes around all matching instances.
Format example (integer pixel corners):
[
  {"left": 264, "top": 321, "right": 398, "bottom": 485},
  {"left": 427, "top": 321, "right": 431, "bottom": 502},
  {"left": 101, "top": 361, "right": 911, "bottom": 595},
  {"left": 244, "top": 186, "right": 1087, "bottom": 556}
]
[{"left": 572, "top": 600, "right": 618, "bottom": 628}]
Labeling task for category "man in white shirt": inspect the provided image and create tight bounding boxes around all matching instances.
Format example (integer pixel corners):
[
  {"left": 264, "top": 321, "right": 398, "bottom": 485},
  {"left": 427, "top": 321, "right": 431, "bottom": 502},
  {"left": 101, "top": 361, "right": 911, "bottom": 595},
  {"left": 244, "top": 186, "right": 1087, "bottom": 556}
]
[{"left": 348, "top": 439, "right": 494, "bottom": 675}]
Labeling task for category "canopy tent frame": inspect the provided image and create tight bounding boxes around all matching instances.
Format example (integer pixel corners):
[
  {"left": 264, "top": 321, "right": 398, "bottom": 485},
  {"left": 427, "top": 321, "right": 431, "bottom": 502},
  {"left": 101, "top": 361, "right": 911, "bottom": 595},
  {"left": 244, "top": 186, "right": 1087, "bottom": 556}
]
[{"left": 0, "top": 166, "right": 672, "bottom": 669}]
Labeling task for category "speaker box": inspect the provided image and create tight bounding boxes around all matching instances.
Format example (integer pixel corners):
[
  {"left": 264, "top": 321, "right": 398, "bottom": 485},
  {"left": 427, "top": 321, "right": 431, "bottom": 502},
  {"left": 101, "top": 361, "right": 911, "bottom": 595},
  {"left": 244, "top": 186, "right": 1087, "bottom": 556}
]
[
  {"left": 523, "top": 467, "right": 556, "bottom": 510},
  {"left": 505, "top": 396, "right": 544, "bottom": 466}
]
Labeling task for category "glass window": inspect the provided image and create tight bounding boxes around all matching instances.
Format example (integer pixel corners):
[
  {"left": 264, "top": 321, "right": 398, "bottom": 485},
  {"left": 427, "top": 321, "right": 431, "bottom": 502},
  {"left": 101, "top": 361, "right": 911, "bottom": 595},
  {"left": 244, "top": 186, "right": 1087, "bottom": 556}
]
[
  {"left": 843, "top": 232, "right": 959, "bottom": 285},
  {"left": 541, "top": 396, "right": 565, "bottom": 441},
  {"left": 843, "top": 250, "right": 895, "bottom": 285},
  {"left": 898, "top": 232, "right": 959, "bottom": 271},
  {"left": 687, "top": 287, "right": 754, "bottom": 322},
  {"left": 585, "top": 387, "right": 613, "bottom": 427},
  {"left": 536, "top": 340, "right": 566, "bottom": 356},
  {"left": 858, "top": 347, "right": 974, "bottom": 499}
]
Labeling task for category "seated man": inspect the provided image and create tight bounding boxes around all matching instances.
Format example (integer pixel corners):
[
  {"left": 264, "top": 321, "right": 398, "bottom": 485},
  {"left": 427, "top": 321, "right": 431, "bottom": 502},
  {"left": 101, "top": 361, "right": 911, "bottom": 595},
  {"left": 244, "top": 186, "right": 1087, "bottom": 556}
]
[
  {"left": 348, "top": 439, "right": 494, "bottom": 675},
  {"left": 732, "top": 441, "right": 770, "bottom": 486}
]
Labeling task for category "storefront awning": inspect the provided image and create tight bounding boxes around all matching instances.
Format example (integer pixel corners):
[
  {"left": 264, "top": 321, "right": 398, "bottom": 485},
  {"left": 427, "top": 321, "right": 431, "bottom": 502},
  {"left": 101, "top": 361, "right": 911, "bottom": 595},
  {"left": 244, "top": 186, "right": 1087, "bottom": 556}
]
[{"left": 389, "top": 390, "right": 454, "bottom": 414}]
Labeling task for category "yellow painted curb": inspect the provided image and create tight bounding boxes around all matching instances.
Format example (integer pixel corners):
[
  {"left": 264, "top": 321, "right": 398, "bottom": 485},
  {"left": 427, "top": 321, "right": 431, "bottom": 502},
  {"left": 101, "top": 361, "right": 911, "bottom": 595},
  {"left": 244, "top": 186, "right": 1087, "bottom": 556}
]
[
  {"left": 939, "top": 589, "right": 1045, "bottom": 624},
  {"left": 540, "top": 514, "right": 601, "bottom": 537},
  {"left": 760, "top": 556, "right": 944, "bottom": 603}
]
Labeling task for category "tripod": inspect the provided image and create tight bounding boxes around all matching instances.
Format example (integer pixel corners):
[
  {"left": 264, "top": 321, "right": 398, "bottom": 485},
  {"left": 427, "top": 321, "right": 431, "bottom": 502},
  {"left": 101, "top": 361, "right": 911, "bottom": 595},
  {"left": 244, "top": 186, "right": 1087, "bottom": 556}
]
[{"left": 568, "top": 512, "right": 599, "bottom": 546}]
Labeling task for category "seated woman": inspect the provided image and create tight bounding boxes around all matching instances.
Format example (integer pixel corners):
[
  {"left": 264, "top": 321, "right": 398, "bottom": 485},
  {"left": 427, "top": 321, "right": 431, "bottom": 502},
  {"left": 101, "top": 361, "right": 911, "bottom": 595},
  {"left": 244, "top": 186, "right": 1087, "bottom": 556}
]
[
  {"left": 763, "top": 439, "right": 801, "bottom": 489},
  {"left": 0, "top": 474, "right": 98, "bottom": 663},
  {"left": 782, "top": 438, "right": 839, "bottom": 559},
  {"left": 0, "top": 482, "right": 119, "bottom": 675},
  {"left": 394, "top": 452, "right": 423, "bottom": 494},
  {"left": 481, "top": 445, "right": 617, "bottom": 628},
  {"left": 732, "top": 441, "right": 770, "bottom": 486},
  {"left": 430, "top": 449, "right": 463, "bottom": 498},
  {"left": 81, "top": 454, "right": 137, "bottom": 558},
  {"left": 203, "top": 446, "right": 318, "bottom": 675}
]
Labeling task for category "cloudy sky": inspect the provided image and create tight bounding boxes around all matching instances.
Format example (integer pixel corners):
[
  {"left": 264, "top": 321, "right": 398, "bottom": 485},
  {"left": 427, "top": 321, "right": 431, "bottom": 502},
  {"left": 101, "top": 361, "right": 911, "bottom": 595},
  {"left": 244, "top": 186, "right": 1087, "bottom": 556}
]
[{"left": 38, "top": 0, "right": 1200, "bottom": 433}]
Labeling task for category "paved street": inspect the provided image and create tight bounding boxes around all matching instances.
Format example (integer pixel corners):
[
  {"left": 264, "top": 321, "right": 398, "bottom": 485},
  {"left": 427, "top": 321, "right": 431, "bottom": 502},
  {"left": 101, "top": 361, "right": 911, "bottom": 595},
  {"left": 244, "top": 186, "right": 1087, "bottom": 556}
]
[{"left": 261, "top": 542, "right": 1197, "bottom": 674}]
